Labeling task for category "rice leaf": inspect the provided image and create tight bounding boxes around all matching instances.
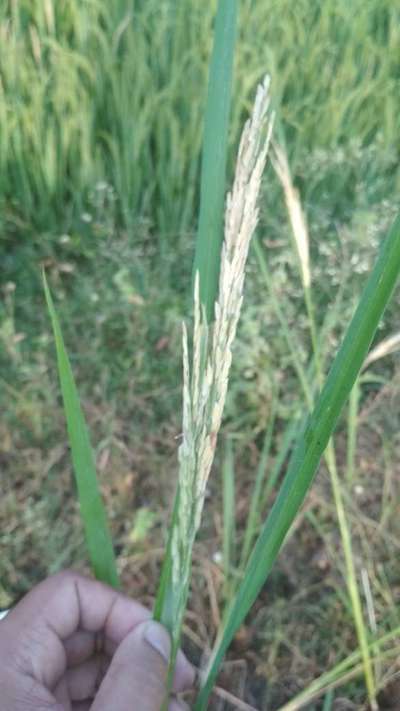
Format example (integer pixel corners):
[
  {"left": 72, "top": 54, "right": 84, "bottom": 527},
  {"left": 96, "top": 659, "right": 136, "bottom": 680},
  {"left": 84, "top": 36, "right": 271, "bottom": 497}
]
[
  {"left": 43, "top": 272, "right": 119, "bottom": 588},
  {"left": 195, "top": 213, "right": 400, "bottom": 709},
  {"left": 192, "top": 0, "right": 238, "bottom": 321},
  {"left": 153, "top": 484, "right": 180, "bottom": 627}
]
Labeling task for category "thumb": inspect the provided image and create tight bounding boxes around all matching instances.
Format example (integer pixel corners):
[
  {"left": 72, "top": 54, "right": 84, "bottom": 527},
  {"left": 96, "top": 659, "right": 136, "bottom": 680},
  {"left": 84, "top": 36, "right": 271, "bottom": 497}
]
[{"left": 92, "top": 620, "right": 175, "bottom": 711}]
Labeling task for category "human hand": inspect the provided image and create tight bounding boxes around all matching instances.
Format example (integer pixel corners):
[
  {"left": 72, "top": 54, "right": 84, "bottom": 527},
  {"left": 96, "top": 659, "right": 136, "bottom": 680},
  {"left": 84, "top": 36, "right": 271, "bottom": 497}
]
[{"left": 0, "top": 570, "right": 194, "bottom": 710}]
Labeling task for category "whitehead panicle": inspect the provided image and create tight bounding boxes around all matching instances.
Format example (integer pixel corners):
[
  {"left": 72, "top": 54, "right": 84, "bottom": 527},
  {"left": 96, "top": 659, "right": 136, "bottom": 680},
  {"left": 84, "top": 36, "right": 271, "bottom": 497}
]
[
  {"left": 171, "top": 76, "right": 273, "bottom": 622},
  {"left": 272, "top": 142, "right": 311, "bottom": 290}
]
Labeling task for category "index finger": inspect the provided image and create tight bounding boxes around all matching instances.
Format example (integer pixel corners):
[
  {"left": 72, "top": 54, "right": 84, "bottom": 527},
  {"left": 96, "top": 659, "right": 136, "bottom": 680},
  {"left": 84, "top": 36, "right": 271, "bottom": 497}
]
[
  {"left": 2, "top": 570, "right": 150, "bottom": 689},
  {"left": 7, "top": 569, "right": 150, "bottom": 643}
]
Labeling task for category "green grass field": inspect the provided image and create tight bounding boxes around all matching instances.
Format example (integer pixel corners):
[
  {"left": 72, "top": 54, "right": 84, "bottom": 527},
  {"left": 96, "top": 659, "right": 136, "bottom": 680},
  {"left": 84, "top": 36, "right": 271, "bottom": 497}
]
[{"left": 1, "top": 1, "right": 400, "bottom": 708}]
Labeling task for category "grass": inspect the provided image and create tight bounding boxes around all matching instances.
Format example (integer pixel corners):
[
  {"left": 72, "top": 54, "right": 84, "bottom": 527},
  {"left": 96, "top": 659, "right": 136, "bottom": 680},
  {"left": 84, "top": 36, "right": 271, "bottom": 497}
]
[
  {"left": 272, "top": 143, "right": 377, "bottom": 708},
  {"left": 1, "top": 1, "right": 399, "bottom": 252},
  {"left": 193, "top": 0, "right": 238, "bottom": 320},
  {"left": 2, "top": 1, "right": 400, "bottom": 708},
  {"left": 43, "top": 272, "right": 119, "bottom": 588}
]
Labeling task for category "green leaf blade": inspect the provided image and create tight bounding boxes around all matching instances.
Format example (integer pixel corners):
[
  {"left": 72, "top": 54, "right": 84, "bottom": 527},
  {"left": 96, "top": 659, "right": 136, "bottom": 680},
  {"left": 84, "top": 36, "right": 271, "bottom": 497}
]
[
  {"left": 193, "top": 0, "right": 238, "bottom": 321},
  {"left": 195, "top": 214, "right": 400, "bottom": 709},
  {"left": 43, "top": 272, "right": 119, "bottom": 589}
]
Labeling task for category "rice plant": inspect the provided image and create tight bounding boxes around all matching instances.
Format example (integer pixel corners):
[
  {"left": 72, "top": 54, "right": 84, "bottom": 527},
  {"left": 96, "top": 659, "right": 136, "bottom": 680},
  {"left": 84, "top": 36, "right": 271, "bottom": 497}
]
[
  {"left": 39, "top": 2, "right": 400, "bottom": 708},
  {"left": 2, "top": 0, "right": 399, "bottom": 243},
  {"left": 155, "top": 75, "right": 273, "bottom": 693}
]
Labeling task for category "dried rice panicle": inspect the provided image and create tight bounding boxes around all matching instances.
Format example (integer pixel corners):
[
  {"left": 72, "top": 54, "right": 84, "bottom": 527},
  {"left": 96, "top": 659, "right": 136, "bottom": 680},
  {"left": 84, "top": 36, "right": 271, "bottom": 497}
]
[
  {"left": 272, "top": 141, "right": 311, "bottom": 290},
  {"left": 171, "top": 76, "right": 274, "bottom": 614}
]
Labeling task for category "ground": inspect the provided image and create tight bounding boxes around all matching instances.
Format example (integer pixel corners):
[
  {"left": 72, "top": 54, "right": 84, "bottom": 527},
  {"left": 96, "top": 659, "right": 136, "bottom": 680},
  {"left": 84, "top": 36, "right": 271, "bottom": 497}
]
[{"left": 2, "top": 360, "right": 400, "bottom": 708}]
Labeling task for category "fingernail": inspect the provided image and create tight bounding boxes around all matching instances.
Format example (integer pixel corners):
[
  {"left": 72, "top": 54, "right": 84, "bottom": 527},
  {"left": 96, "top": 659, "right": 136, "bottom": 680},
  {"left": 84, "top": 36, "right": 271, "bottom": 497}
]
[{"left": 143, "top": 621, "right": 171, "bottom": 663}]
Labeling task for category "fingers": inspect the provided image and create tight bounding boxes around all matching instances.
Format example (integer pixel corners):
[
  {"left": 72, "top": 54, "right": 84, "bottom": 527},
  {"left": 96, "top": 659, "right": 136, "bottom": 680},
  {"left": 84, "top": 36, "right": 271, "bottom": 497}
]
[
  {"left": 72, "top": 703, "right": 188, "bottom": 711},
  {"left": 172, "top": 648, "right": 195, "bottom": 694},
  {"left": 71, "top": 698, "right": 188, "bottom": 711},
  {"left": 64, "top": 630, "right": 97, "bottom": 666},
  {"left": 6, "top": 570, "right": 151, "bottom": 642},
  {"left": 64, "top": 629, "right": 194, "bottom": 691},
  {"left": 169, "top": 701, "right": 190, "bottom": 711},
  {"left": 53, "top": 676, "right": 71, "bottom": 708},
  {"left": 64, "top": 646, "right": 193, "bottom": 702},
  {"left": 1, "top": 570, "right": 195, "bottom": 709},
  {"left": 2, "top": 570, "right": 150, "bottom": 688},
  {"left": 62, "top": 656, "right": 109, "bottom": 700},
  {"left": 92, "top": 620, "right": 178, "bottom": 711}
]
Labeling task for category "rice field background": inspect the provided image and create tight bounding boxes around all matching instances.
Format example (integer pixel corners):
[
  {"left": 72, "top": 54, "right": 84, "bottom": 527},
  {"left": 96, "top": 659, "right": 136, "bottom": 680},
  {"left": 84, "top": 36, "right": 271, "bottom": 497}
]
[{"left": 1, "top": 1, "right": 400, "bottom": 709}]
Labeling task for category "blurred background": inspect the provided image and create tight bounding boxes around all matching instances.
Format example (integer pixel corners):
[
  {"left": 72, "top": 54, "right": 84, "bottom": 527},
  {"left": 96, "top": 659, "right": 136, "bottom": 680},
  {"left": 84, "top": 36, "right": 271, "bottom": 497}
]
[{"left": 1, "top": 1, "right": 400, "bottom": 708}]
